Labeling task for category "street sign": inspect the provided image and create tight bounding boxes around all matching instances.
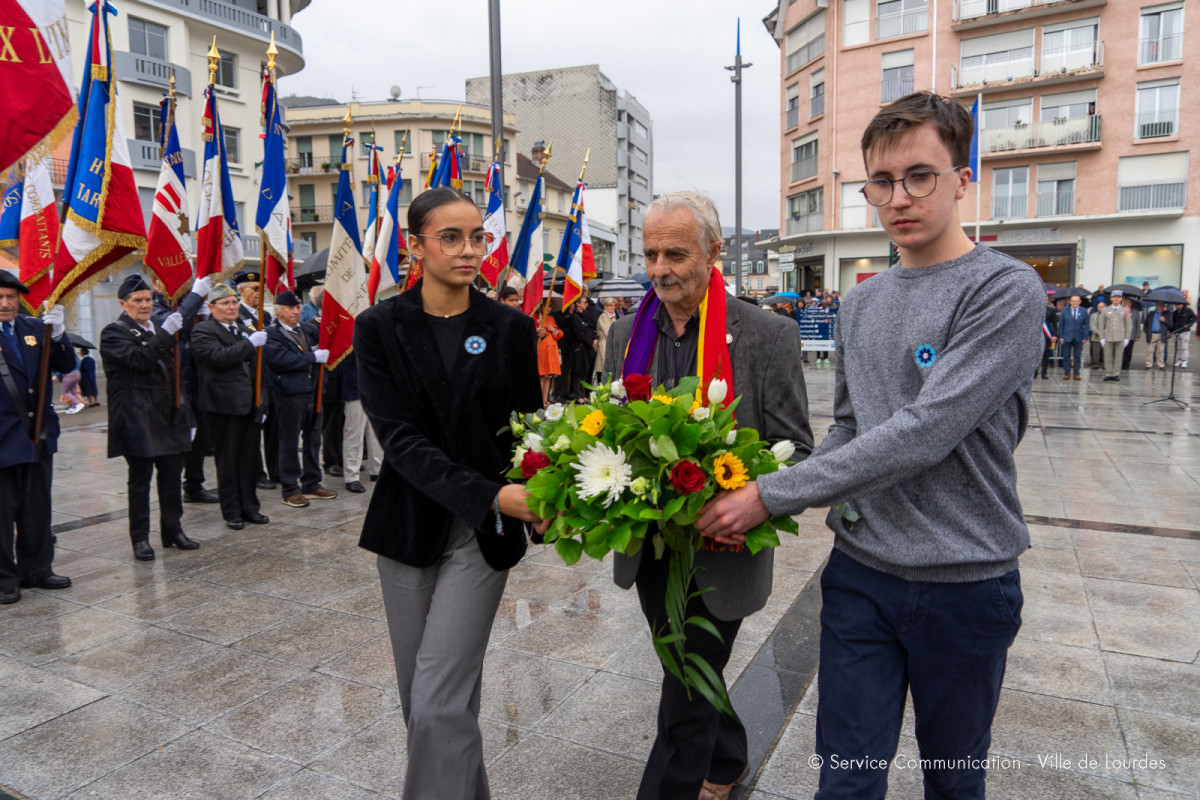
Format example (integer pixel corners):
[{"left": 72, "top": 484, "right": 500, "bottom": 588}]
[{"left": 797, "top": 308, "right": 836, "bottom": 352}]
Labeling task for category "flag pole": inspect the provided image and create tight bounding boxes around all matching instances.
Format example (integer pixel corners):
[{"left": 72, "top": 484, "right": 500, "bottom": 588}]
[
  {"left": 540, "top": 148, "right": 587, "bottom": 320},
  {"left": 245, "top": 36, "right": 268, "bottom": 410},
  {"left": 974, "top": 92, "right": 982, "bottom": 244},
  {"left": 167, "top": 66, "right": 182, "bottom": 408}
]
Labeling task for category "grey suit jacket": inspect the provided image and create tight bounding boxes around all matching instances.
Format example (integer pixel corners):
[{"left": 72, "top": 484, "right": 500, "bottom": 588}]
[{"left": 603, "top": 297, "right": 814, "bottom": 621}]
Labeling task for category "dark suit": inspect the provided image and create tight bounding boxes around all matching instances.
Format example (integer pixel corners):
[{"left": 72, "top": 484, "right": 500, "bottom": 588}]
[
  {"left": 190, "top": 318, "right": 262, "bottom": 523},
  {"left": 263, "top": 320, "right": 322, "bottom": 497},
  {"left": 239, "top": 302, "right": 277, "bottom": 481},
  {"left": 603, "top": 295, "right": 813, "bottom": 799},
  {"left": 1057, "top": 305, "right": 1089, "bottom": 376},
  {"left": 100, "top": 314, "right": 194, "bottom": 544},
  {"left": 0, "top": 316, "right": 74, "bottom": 592},
  {"left": 153, "top": 290, "right": 210, "bottom": 495},
  {"left": 1041, "top": 305, "right": 1059, "bottom": 377}
]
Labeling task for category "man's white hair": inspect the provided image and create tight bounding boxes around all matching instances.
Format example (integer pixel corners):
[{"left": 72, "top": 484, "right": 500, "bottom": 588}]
[{"left": 646, "top": 191, "right": 723, "bottom": 250}]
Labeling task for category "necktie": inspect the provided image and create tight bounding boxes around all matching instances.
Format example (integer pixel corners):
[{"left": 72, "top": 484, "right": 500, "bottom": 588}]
[
  {"left": 289, "top": 327, "right": 306, "bottom": 349},
  {"left": 1, "top": 321, "right": 23, "bottom": 370}
]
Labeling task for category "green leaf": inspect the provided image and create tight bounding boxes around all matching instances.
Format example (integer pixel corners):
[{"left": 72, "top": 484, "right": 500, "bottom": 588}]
[
  {"left": 682, "top": 664, "right": 734, "bottom": 716},
  {"left": 607, "top": 521, "right": 633, "bottom": 554},
  {"left": 654, "top": 435, "right": 679, "bottom": 462},
  {"left": 554, "top": 537, "right": 583, "bottom": 565},
  {"left": 650, "top": 417, "right": 673, "bottom": 438},
  {"left": 638, "top": 507, "right": 662, "bottom": 520},
  {"left": 673, "top": 423, "right": 701, "bottom": 456},
  {"left": 663, "top": 495, "right": 686, "bottom": 519},
  {"left": 743, "top": 522, "right": 781, "bottom": 555},
  {"left": 772, "top": 515, "right": 799, "bottom": 534},
  {"left": 651, "top": 532, "right": 665, "bottom": 560},
  {"left": 673, "top": 376, "right": 701, "bottom": 397},
  {"left": 684, "top": 615, "right": 724, "bottom": 644}
]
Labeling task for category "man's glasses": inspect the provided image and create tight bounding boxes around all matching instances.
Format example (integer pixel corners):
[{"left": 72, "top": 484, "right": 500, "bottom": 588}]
[
  {"left": 412, "top": 231, "right": 495, "bottom": 255},
  {"left": 860, "top": 167, "right": 963, "bottom": 207}
]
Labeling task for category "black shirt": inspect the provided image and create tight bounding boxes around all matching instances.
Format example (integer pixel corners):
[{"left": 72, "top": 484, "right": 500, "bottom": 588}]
[
  {"left": 426, "top": 311, "right": 468, "bottom": 374},
  {"left": 651, "top": 302, "right": 699, "bottom": 389}
]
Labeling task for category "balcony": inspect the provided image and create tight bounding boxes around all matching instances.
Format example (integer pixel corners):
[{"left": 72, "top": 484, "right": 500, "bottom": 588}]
[
  {"left": 1135, "top": 112, "right": 1177, "bottom": 140},
  {"left": 992, "top": 193, "right": 1028, "bottom": 219},
  {"left": 786, "top": 34, "right": 824, "bottom": 73},
  {"left": 140, "top": 0, "right": 304, "bottom": 70},
  {"left": 877, "top": 8, "right": 928, "bottom": 39},
  {"left": 127, "top": 139, "right": 197, "bottom": 179},
  {"left": 1139, "top": 34, "right": 1182, "bottom": 66},
  {"left": 881, "top": 75, "right": 914, "bottom": 103},
  {"left": 791, "top": 155, "right": 818, "bottom": 183},
  {"left": 981, "top": 115, "right": 1101, "bottom": 155},
  {"left": 952, "top": 0, "right": 1107, "bottom": 30},
  {"left": 951, "top": 41, "right": 1103, "bottom": 94},
  {"left": 809, "top": 94, "right": 824, "bottom": 118},
  {"left": 113, "top": 51, "right": 192, "bottom": 96},
  {"left": 786, "top": 213, "right": 823, "bottom": 236},
  {"left": 293, "top": 206, "right": 332, "bottom": 223},
  {"left": 1118, "top": 181, "right": 1186, "bottom": 212},
  {"left": 1036, "top": 189, "right": 1074, "bottom": 216},
  {"left": 786, "top": 105, "right": 800, "bottom": 129}
]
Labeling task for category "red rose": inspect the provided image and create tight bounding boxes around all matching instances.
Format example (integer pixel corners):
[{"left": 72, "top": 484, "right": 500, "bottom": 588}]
[
  {"left": 521, "top": 449, "right": 551, "bottom": 478},
  {"left": 669, "top": 459, "right": 706, "bottom": 494},
  {"left": 625, "top": 373, "right": 653, "bottom": 402}
]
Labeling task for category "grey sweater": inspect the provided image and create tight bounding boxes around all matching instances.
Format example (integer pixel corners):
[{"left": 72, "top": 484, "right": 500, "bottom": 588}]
[{"left": 758, "top": 245, "right": 1045, "bottom": 582}]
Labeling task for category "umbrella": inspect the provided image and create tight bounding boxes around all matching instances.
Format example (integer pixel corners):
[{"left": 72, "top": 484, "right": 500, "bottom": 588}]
[
  {"left": 775, "top": 291, "right": 801, "bottom": 299},
  {"left": 294, "top": 247, "right": 328, "bottom": 289},
  {"left": 1051, "top": 286, "right": 1091, "bottom": 307},
  {"left": 67, "top": 332, "right": 96, "bottom": 349},
  {"left": 1105, "top": 283, "right": 1143, "bottom": 298},
  {"left": 588, "top": 277, "right": 648, "bottom": 297},
  {"left": 1143, "top": 287, "right": 1187, "bottom": 305},
  {"left": 759, "top": 294, "right": 795, "bottom": 305},
  {"left": 1043, "top": 281, "right": 1058, "bottom": 295}
]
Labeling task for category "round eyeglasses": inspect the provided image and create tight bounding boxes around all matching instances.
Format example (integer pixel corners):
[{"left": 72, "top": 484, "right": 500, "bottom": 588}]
[
  {"left": 860, "top": 167, "right": 963, "bottom": 207},
  {"left": 412, "top": 231, "right": 495, "bottom": 255}
]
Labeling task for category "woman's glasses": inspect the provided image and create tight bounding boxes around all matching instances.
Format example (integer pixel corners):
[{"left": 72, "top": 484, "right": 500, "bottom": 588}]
[{"left": 412, "top": 231, "right": 495, "bottom": 255}]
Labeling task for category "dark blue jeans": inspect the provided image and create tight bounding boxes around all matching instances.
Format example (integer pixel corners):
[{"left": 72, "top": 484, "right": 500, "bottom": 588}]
[
  {"left": 1061, "top": 339, "right": 1084, "bottom": 376},
  {"left": 815, "top": 549, "right": 1022, "bottom": 800}
]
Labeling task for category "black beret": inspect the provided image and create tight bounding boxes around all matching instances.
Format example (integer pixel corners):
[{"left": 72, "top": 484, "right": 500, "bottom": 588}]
[
  {"left": 274, "top": 290, "right": 300, "bottom": 307},
  {"left": 0, "top": 270, "right": 29, "bottom": 294},
  {"left": 234, "top": 271, "right": 261, "bottom": 285},
  {"left": 118, "top": 273, "right": 152, "bottom": 299}
]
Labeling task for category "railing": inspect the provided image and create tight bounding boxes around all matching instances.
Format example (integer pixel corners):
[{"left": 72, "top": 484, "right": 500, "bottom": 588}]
[
  {"left": 786, "top": 34, "right": 824, "bottom": 73},
  {"left": 49, "top": 158, "right": 69, "bottom": 186},
  {"left": 294, "top": 205, "right": 332, "bottom": 223},
  {"left": 112, "top": 51, "right": 192, "bottom": 96},
  {"left": 1139, "top": 34, "right": 1182, "bottom": 65},
  {"left": 981, "top": 115, "right": 1101, "bottom": 152},
  {"left": 881, "top": 75, "right": 914, "bottom": 103},
  {"left": 957, "top": 0, "right": 1031, "bottom": 21},
  {"left": 127, "top": 139, "right": 197, "bottom": 179},
  {"left": 1118, "top": 181, "right": 1186, "bottom": 212},
  {"left": 285, "top": 155, "right": 342, "bottom": 174},
  {"left": 1135, "top": 111, "right": 1177, "bottom": 140},
  {"left": 141, "top": 0, "right": 304, "bottom": 56},
  {"left": 992, "top": 192, "right": 1028, "bottom": 218},
  {"left": 1036, "top": 189, "right": 1074, "bottom": 216},
  {"left": 809, "top": 94, "right": 824, "bottom": 118},
  {"left": 786, "top": 105, "right": 800, "bottom": 129},
  {"left": 786, "top": 213, "right": 823, "bottom": 235},
  {"left": 954, "top": 40, "right": 1102, "bottom": 88},
  {"left": 877, "top": 7, "right": 928, "bottom": 39},
  {"left": 791, "top": 155, "right": 818, "bottom": 183}
]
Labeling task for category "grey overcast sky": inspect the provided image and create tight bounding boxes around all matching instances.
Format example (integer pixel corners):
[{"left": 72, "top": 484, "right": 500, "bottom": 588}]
[{"left": 278, "top": 0, "right": 784, "bottom": 232}]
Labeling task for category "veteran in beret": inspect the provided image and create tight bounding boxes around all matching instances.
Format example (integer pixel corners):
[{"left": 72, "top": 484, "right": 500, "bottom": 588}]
[{"left": 234, "top": 270, "right": 278, "bottom": 492}]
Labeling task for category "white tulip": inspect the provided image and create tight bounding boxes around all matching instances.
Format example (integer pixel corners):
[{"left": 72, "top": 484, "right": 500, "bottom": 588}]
[
  {"left": 725, "top": 430, "right": 737, "bottom": 445},
  {"left": 526, "top": 433, "right": 545, "bottom": 453},
  {"left": 649, "top": 438, "right": 661, "bottom": 458},
  {"left": 707, "top": 378, "right": 729, "bottom": 405},
  {"left": 771, "top": 440, "right": 796, "bottom": 462},
  {"left": 544, "top": 403, "right": 565, "bottom": 421},
  {"left": 691, "top": 407, "right": 710, "bottom": 421}
]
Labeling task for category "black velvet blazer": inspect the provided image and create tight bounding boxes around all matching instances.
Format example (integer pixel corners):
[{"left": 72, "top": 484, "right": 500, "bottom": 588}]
[{"left": 354, "top": 282, "right": 542, "bottom": 570}]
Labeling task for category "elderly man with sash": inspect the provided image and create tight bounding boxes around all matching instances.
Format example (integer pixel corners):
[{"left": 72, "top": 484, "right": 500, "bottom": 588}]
[{"left": 603, "top": 191, "right": 813, "bottom": 800}]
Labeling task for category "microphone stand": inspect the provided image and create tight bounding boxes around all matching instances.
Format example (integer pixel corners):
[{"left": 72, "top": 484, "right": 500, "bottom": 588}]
[{"left": 1143, "top": 323, "right": 1192, "bottom": 409}]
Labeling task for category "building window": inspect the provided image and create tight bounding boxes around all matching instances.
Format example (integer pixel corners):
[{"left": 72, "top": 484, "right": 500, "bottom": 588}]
[
  {"left": 844, "top": 0, "right": 869, "bottom": 47},
  {"left": 1036, "top": 162, "right": 1075, "bottom": 216},
  {"left": 132, "top": 101, "right": 161, "bottom": 144},
  {"left": 394, "top": 129, "right": 412, "bottom": 155},
  {"left": 328, "top": 134, "right": 344, "bottom": 166},
  {"left": 787, "top": 187, "right": 823, "bottom": 235},
  {"left": 1117, "top": 152, "right": 1187, "bottom": 211},
  {"left": 877, "top": 0, "right": 927, "bottom": 40},
  {"left": 791, "top": 136, "right": 818, "bottom": 183},
  {"left": 298, "top": 184, "right": 315, "bottom": 210},
  {"left": 1113, "top": 244, "right": 1182, "bottom": 288},
  {"left": 223, "top": 126, "right": 240, "bottom": 164},
  {"left": 810, "top": 69, "right": 825, "bottom": 118},
  {"left": 992, "top": 166, "right": 1028, "bottom": 218},
  {"left": 786, "top": 11, "right": 825, "bottom": 73},
  {"left": 360, "top": 131, "right": 376, "bottom": 160},
  {"left": 881, "top": 50, "right": 914, "bottom": 103},
  {"left": 1041, "top": 18, "right": 1099, "bottom": 74},
  {"left": 215, "top": 51, "right": 236, "bottom": 89},
  {"left": 300, "top": 231, "right": 317, "bottom": 250},
  {"left": 361, "top": 180, "right": 372, "bottom": 207},
  {"left": 959, "top": 29, "right": 1034, "bottom": 87},
  {"left": 786, "top": 85, "right": 800, "bottom": 129},
  {"left": 841, "top": 182, "right": 878, "bottom": 229},
  {"left": 1140, "top": 4, "right": 1183, "bottom": 65},
  {"left": 128, "top": 17, "right": 167, "bottom": 60},
  {"left": 1136, "top": 79, "right": 1179, "bottom": 139},
  {"left": 1040, "top": 89, "right": 1094, "bottom": 121},
  {"left": 398, "top": 179, "right": 413, "bottom": 205}
]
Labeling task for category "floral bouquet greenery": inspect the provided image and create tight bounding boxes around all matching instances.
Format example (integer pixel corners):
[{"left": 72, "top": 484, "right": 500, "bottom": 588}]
[{"left": 504, "top": 373, "right": 799, "bottom": 712}]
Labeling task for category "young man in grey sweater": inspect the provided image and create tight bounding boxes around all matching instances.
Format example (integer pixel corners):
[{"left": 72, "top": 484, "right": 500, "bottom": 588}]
[{"left": 698, "top": 93, "right": 1045, "bottom": 798}]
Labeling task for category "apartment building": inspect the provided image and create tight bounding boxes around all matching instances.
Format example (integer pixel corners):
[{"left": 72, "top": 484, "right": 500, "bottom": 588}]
[
  {"left": 720, "top": 231, "right": 783, "bottom": 296},
  {"left": 764, "top": 0, "right": 1197, "bottom": 296}
]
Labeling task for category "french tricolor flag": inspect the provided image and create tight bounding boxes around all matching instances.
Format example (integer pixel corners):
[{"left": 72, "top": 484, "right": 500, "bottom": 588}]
[
  {"left": 320, "top": 134, "right": 368, "bottom": 368},
  {"left": 0, "top": 156, "right": 58, "bottom": 311},
  {"left": 144, "top": 94, "right": 193, "bottom": 303},
  {"left": 367, "top": 159, "right": 408, "bottom": 305},
  {"left": 511, "top": 174, "right": 544, "bottom": 315},
  {"left": 195, "top": 83, "right": 243, "bottom": 280},
  {"left": 479, "top": 161, "right": 508, "bottom": 288}
]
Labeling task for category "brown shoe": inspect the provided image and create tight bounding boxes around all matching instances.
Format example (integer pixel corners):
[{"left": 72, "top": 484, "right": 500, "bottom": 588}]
[
  {"left": 282, "top": 494, "right": 310, "bottom": 508},
  {"left": 304, "top": 487, "right": 337, "bottom": 500},
  {"left": 1063, "top": 375, "right": 1071, "bottom": 380},
  {"left": 1073, "top": 375, "right": 1081, "bottom": 381},
  {"left": 699, "top": 779, "right": 734, "bottom": 800}
]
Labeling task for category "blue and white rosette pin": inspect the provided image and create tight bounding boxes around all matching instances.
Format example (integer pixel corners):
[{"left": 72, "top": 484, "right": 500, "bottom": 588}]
[
  {"left": 914, "top": 344, "right": 937, "bottom": 368},
  {"left": 465, "top": 335, "right": 487, "bottom": 355}
]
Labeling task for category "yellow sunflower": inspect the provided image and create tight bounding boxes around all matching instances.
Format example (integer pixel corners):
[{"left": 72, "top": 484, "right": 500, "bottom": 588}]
[
  {"left": 580, "top": 409, "right": 606, "bottom": 436},
  {"left": 712, "top": 452, "right": 748, "bottom": 490},
  {"left": 651, "top": 393, "right": 675, "bottom": 405}
]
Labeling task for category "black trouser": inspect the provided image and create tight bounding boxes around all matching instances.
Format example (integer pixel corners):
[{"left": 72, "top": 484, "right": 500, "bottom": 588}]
[
  {"left": 254, "top": 396, "right": 278, "bottom": 483},
  {"left": 634, "top": 552, "right": 747, "bottom": 800},
  {"left": 275, "top": 394, "right": 322, "bottom": 497},
  {"left": 205, "top": 410, "right": 261, "bottom": 522},
  {"left": 182, "top": 411, "right": 210, "bottom": 494},
  {"left": 0, "top": 453, "right": 55, "bottom": 592},
  {"left": 1122, "top": 340, "right": 1135, "bottom": 370},
  {"left": 1040, "top": 339, "right": 1053, "bottom": 376},
  {"left": 124, "top": 453, "right": 184, "bottom": 543},
  {"left": 322, "top": 400, "right": 344, "bottom": 469}
]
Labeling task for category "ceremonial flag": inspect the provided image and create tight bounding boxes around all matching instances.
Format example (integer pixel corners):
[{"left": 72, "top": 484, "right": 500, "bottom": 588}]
[
  {"left": 578, "top": 186, "right": 596, "bottom": 282},
  {"left": 195, "top": 81, "right": 243, "bottom": 280},
  {"left": 385, "top": 165, "right": 396, "bottom": 190},
  {"left": 47, "top": 0, "right": 146, "bottom": 308},
  {"left": 256, "top": 64, "right": 290, "bottom": 296},
  {"left": 422, "top": 151, "right": 436, "bottom": 191},
  {"left": 968, "top": 94, "right": 980, "bottom": 183},
  {"left": 431, "top": 135, "right": 462, "bottom": 190},
  {"left": 319, "top": 135, "right": 367, "bottom": 368},
  {"left": 479, "top": 161, "right": 508, "bottom": 288},
  {"left": 557, "top": 181, "right": 588, "bottom": 309},
  {"left": 510, "top": 174, "right": 544, "bottom": 314},
  {"left": 0, "top": 156, "right": 57, "bottom": 310},
  {"left": 367, "top": 160, "right": 409, "bottom": 304},
  {"left": 144, "top": 92, "right": 193, "bottom": 303},
  {"left": 1, "top": 0, "right": 76, "bottom": 182},
  {"left": 360, "top": 143, "right": 384, "bottom": 267}
]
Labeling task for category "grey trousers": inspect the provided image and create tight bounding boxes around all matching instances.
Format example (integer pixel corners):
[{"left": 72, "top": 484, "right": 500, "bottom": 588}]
[
  {"left": 377, "top": 520, "right": 508, "bottom": 800},
  {"left": 1102, "top": 341, "right": 1124, "bottom": 378}
]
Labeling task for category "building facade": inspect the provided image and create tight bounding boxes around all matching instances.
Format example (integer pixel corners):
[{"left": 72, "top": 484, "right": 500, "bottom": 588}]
[
  {"left": 765, "top": 0, "right": 1198, "bottom": 298},
  {"left": 465, "top": 65, "right": 653, "bottom": 277}
]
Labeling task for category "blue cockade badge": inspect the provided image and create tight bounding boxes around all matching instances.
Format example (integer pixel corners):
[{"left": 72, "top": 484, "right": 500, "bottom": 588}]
[
  {"left": 914, "top": 344, "right": 937, "bottom": 368},
  {"left": 465, "top": 335, "right": 486, "bottom": 355}
]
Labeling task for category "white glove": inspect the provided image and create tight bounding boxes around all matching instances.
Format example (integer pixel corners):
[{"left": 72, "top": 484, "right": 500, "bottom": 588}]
[
  {"left": 313, "top": 348, "right": 330, "bottom": 364},
  {"left": 1100, "top": 339, "right": 1106, "bottom": 347},
  {"left": 248, "top": 330, "right": 268, "bottom": 347},
  {"left": 44, "top": 304, "right": 65, "bottom": 339},
  {"left": 161, "top": 312, "right": 183, "bottom": 335},
  {"left": 1123, "top": 340, "right": 1129, "bottom": 347},
  {"left": 191, "top": 275, "right": 211, "bottom": 298},
  {"left": 196, "top": 303, "right": 211, "bottom": 320},
  {"left": 189, "top": 427, "right": 197, "bottom": 442}
]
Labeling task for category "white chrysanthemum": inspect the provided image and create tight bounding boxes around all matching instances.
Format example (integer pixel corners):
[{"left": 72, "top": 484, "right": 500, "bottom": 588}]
[
  {"left": 526, "top": 433, "right": 545, "bottom": 453},
  {"left": 544, "top": 403, "right": 565, "bottom": 422},
  {"left": 572, "top": 442, "right": 632, "bottom": 507},
  {"left": 691, "top": 406, "right": 710, "bottom": 421}
]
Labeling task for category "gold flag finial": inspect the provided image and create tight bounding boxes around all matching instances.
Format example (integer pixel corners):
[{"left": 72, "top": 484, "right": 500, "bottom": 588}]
[
  {"left": 207, "top": 37, "right": 220, "bottom": 86},
  {"left": 399, "top": 130, "right": 408, "bottom": 160},
  {"left": 168, "top": 65, "right": 176, "bottom": 99},
  {"left": 452, "top": 104, "right": 463, "bottom": 135},
  {"left": 343, "top": 107, "right": 353, "bottom": 137},
  {"left": 266, "top": 32, "right": 278, "bottom": 73},
  {"left": 578, "top": 148, "right": 590, "bottom": 182},
  {"left": 537, "top": 139, "right": 553, "bottom": 174}
]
